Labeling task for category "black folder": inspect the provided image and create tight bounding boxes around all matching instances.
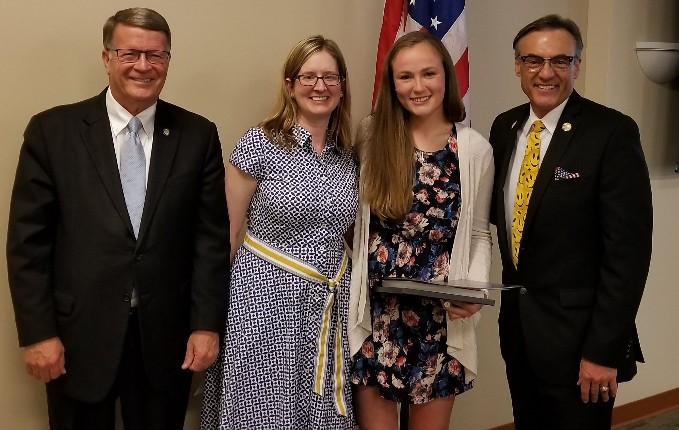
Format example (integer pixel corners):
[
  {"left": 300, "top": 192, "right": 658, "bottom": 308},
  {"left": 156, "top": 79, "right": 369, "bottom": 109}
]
[{"left": 375, "top": 278, "right": 523, "bottom": 306}]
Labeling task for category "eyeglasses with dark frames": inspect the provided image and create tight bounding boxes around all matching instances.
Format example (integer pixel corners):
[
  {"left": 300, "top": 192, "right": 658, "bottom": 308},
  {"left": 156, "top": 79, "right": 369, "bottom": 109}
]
[
  {"left": 110, "top": 49, "right": 171, "bottom": 65},
  {"left": 518, "top": 55, "right": 577, "bottom": 72},
  {"left": 296, "top": 74, "right": 343, "bottom": 86}
]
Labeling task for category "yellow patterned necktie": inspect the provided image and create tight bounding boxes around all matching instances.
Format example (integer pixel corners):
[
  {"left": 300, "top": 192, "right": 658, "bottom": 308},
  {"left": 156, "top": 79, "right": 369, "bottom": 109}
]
[{"left": 512, "top": 120, "right": 545, "bottom": 267}]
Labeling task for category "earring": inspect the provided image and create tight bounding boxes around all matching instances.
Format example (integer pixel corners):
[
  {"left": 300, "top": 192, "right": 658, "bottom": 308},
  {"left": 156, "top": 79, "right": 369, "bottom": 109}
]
[
  {"left": 290, "top": 94, "right": 295, "bottom": 99},
  {"left": 340, "top": 92, "right": 343, "bottom": 97}
]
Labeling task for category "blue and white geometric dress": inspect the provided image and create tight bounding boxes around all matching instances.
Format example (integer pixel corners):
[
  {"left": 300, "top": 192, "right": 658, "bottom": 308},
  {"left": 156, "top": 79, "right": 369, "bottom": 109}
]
[{"left": 201, "top": 126, "right": 358, "bottom": 430}]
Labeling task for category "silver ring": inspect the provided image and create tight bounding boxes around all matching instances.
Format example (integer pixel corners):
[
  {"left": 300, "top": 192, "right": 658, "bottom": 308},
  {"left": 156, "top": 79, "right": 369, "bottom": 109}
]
[
  {"left": 600, "top": 386, "right": 609, "bottom": 393},
  {"left": 443, "top": 301, "right": 451, "bottom": 308}
]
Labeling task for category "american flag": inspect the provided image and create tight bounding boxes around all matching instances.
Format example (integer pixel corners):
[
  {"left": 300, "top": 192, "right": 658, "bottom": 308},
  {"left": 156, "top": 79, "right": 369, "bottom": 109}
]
[
  {"left": 554, "top": 166, "right": 580, "bottom": 181},
  {"left": 372, "top": 0, "right": 470, "bottom": 124}
]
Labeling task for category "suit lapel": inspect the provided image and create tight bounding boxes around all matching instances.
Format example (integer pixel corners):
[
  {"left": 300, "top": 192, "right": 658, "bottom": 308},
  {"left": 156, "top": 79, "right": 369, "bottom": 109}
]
[
  {"left": 523, "top": 92, "right": 583, "bottom": 234},
  {"left": 80, "top": 90, "right": 135, "bottom": 237},
  {"left": 496, "top": 107, "right": 530, "bottom": 263},
  {"left": 137, "top": 100, "right": 179, "bottom": 241}
]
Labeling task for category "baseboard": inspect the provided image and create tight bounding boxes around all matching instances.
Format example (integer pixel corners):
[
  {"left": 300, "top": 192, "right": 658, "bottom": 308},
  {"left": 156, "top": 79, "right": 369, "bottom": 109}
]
[
  {"left": 611, "top": 387, "right": 679, "bottom": 427},
  {"left": 487, "top": 387, "right": 679, "bottom": 430},
  {"left": 488, "top": 420, "right": 514, "bottom": 430},
  {"left": 488, "top": 421, "right": 514, "bottom": 430}
]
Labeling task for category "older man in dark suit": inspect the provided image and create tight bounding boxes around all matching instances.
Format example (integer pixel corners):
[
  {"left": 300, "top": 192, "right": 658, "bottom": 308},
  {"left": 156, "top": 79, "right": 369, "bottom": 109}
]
[
  {"left": 489, "top": 14, "right": 653, "bottom": 430},
  {"left": 6, "top": 8, "right": 229, "bottom": 430}
]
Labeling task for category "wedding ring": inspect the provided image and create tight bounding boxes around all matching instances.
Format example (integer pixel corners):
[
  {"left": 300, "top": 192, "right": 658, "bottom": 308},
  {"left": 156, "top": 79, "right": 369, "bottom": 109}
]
[{"left": 600, "top": 386, "right": 609, "bottom": 393}]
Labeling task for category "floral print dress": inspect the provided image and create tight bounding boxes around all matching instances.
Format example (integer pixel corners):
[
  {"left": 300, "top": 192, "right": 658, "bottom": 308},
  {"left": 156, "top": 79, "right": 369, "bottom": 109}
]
[{"left": 350, "top": 129, "right": 473, "bottom": 404}]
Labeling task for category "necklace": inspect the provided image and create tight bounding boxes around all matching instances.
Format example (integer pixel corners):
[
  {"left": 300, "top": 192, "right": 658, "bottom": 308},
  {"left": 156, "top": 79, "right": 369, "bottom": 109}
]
[
  {"left": 415, "top": 148, "right": 426, "bottom": 165},
  {"left": 414, "top": 129, "right": 455, "bottom": 165}
]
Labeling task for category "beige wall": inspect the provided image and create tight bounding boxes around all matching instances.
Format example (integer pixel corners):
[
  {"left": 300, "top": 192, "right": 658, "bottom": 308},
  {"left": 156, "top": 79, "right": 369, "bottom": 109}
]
[
  {"left": 1, "top": 1, "right": 677, "bottom": 429},
  {"left": 584, "top": 0, "right": 679, "bottom": 406}
]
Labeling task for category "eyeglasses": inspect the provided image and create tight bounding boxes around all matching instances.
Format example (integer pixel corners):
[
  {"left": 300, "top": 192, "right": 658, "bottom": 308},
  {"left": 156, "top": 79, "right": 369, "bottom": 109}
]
[
  {"left": 296, "top": 74, "right": 343, "bottom": 86},
  {"left": 518, "top": 55, "right": 577, "bottom": 72},
  {"left": 110, "top": 49, "right": 171, "bottom": 65}
]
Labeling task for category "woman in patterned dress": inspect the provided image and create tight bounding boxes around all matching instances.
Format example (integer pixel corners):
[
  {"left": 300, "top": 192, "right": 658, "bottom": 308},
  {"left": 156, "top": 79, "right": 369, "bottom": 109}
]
[
  {"left": 348, "top": 31, "right": 494, "bottom": 429},
  {"left": 200, "top": 35, "right": 358, "bottom": 429}
]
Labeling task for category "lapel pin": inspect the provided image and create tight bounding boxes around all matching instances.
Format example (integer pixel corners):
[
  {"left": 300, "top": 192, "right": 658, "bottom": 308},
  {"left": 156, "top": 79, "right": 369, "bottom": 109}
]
[
  {"left": 562, "top": 122, "right": 572, "bottom": 132},
  {"left": 163, "top": 128, "right": 170, "bottom": 136}
]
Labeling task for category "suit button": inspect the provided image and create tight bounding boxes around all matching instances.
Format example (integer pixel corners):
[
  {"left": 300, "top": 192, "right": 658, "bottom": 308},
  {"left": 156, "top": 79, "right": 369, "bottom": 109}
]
[
  {"left": 135, "top": 254, "right": 142, "bottom": 262},
  {"left": 123, "top": 294, "right": 131, "bottom": 302}
]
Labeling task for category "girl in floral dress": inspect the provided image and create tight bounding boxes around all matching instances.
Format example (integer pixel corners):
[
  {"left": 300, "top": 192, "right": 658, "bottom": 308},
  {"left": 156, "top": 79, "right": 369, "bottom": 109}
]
[{"left": 348, "top": 31, "right": 494, "bottom": 429}]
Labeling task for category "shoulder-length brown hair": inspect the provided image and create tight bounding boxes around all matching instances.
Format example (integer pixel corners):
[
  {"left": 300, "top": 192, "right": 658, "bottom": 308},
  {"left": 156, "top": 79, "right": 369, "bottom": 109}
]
[
  {"left": 361, "top": 31, "right": 465, "bottom": 220},
  {"left": 260, "top": 35, "right": 352, "bottom": 151}
]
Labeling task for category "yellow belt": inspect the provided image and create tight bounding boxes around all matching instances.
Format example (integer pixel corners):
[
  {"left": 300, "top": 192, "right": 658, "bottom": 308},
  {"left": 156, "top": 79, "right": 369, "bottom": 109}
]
[{"left": 243, "top": 231, "right": 349, "bottom": 417}]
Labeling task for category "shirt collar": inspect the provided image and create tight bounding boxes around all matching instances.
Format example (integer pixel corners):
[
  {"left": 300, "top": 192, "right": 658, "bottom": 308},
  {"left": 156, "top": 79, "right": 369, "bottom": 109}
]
[
  {"left": 105, "top": 87, "right": 157, "bottom": 139},
  {"left": 525, "top": 97, "right": 569, "bottom": 137},
  {"left": 292, "top": 124, "right": 338, "bottom": 150}
]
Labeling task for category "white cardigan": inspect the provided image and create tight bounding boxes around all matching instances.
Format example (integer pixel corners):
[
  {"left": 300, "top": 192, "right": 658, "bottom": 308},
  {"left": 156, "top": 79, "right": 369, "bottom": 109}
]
[{"left": 347, "top": 122, "right": 494, "bottom": 383}]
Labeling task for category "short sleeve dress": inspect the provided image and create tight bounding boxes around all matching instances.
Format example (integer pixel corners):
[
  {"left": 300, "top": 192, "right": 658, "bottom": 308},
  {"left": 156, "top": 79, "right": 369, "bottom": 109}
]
[
  {"left": 350, "top": 129, "right": 474, "bottom": 404},
  {"left": 201, "top": 126, "right": 359, "bottom": 429}
]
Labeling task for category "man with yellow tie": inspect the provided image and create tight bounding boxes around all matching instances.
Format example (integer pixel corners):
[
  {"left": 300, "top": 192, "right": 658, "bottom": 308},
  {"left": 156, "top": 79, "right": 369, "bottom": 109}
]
[{"left": 489, "top": 14, "right": 653, "bottom": 429}]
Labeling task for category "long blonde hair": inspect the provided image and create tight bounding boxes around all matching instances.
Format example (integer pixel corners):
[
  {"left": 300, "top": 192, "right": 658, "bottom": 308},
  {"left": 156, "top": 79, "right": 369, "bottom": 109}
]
[
  {"left": 361, "top": 31, "right": 465, "bottom": 220},
  {"left": 260, "top": 35, "right": 352, "bottom": 151}
]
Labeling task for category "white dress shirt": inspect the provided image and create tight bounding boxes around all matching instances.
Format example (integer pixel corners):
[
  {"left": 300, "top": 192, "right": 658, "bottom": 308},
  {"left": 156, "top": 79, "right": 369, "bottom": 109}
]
[{"left": 504, "top": 98, "right": 569, "bottom": 245}]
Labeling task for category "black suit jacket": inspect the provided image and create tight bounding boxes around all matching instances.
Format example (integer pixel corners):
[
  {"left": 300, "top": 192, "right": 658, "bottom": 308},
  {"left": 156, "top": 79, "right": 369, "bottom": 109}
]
[
  {"left": 6, "top": 89, "right": 230, "bottom": 402},
  {"left": 489, "top": 91, "right": 652, "bottom": 385}
]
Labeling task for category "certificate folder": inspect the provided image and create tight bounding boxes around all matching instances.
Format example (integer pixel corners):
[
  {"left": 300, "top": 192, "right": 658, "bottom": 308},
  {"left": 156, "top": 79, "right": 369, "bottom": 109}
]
[{"left": 375, "top": 278, "right": 523, "bottom": 306}]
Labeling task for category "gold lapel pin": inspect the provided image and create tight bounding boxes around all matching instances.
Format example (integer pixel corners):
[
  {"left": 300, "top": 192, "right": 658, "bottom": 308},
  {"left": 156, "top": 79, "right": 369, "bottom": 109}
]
[{"left": 562, "top": 122, "right": 572, "bottom": 132}]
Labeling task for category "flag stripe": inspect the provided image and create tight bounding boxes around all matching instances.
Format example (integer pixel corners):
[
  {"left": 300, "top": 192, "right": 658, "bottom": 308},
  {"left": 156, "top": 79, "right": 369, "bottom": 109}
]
[
  {"left": 372, "top": 0, "right": 406, "bottom": 107},
  {"left": 454, "top": 47, "right": 469, "bottom": 98},
  {"left": 442, "top": 9, "right": 467, "bottom": 64}
]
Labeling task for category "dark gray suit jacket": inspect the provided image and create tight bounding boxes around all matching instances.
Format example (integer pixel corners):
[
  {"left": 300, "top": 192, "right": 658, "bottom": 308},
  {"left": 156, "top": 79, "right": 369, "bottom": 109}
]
[
  {"left": 6, "top": 89, "right": 230, "bottom": 401},
  {"left": 489, "top": 91, "right": 652, "bottom": 385}
]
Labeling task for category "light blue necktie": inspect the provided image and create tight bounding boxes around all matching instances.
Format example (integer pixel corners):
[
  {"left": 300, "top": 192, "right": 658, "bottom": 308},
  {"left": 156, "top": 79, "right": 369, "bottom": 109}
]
[{"left": 120, "top": 117, "right": 146, "bottom": 238}]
